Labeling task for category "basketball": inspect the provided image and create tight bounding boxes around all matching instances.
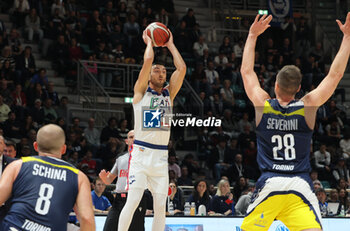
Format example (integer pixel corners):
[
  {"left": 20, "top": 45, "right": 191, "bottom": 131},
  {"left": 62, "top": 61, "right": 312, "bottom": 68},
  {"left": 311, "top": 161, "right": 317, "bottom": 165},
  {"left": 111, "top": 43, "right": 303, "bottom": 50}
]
[{"left": 146, "top": 22, "right": 170, "bottom": 47}]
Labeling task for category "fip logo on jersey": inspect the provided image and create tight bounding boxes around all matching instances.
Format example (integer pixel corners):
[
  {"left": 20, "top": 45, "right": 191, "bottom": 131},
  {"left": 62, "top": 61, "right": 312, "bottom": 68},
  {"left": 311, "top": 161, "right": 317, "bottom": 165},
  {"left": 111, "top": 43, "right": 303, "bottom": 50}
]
[{"left": 143, "top": 109, "right": 162, "bottom": 128}]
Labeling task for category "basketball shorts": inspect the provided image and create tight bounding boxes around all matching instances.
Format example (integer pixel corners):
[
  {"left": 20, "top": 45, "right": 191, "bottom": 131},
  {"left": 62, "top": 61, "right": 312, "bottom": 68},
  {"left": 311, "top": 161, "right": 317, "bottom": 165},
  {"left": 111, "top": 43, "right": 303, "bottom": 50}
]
[
  {"left": 127, "top": 140, "right": 169, "bottom": 195},
  {"left": 241, "top": 173, "right": 322, "bottom": 231}
]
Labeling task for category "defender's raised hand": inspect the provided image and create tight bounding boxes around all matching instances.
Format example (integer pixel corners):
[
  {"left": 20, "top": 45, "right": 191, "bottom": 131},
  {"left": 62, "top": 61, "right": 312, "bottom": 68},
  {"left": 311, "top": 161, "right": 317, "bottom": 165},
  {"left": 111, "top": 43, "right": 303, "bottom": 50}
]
[
  {"left": 249, "top": 14, "right": 273, "bottom": 37},
  {"left": 336, "top": 12, "right": 350, "bottom": 37}
]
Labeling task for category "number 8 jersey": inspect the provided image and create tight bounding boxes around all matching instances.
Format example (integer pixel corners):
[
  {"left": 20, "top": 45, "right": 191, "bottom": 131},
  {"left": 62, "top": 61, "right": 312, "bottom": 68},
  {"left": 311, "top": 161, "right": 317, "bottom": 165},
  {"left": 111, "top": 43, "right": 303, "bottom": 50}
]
[
  {"left": 256, "top": 99, "right": 313, "bottom": 174},
  {"left": 3, "top": 156, "right": 78, "bottom": 231}
]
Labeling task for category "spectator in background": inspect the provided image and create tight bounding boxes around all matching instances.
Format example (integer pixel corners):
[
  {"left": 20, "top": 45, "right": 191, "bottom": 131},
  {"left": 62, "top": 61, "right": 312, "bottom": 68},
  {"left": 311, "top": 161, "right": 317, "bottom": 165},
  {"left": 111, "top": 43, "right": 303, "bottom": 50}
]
[
  {"left": 279, "top": 38, "right": 294, "bottom": 65},
  {"left": 237, "top": 124, "right": 255, "bottom": 151},
  {"left": 56, "top": 96, "right": 71, "bottom": 121},
  {"left": 99, "top": 137, "right": 124, "bottom": 170},
  {"left": 340, "top": 132, "right": 350, "bottom": 159},
  {"left": 220, "top": 79, "right": 235, "bottom": 110},
  {"left": 209, "top": 136, "right": 229, "bottom": 182},
  {"left": 0, "top": 95, "right": 11, "bottom": 123},
  {"left": 42, "top": 98, "right": 58, "bottom": 124},
  {"left": 166, "top": 180, "right": 183, "bottom": 215},
  {"left": 338, "top": 188, "right": 350, "bottom": 213},
  {"left": 12, "top": 0, "right": 30, "bottom": 28},
  {"left": 91, "top": 177, "right": 112, "bottom": 214},
  {"left": 3, "top": 111, "right": 22, "bottom": 142},
  {"left": 51, "top": 35, "right": 69, "bottom": 76},
  {"left": 312, "top": 180, "right": 323, "bottom": 192},
  {"left": 0, "top": 46, "right": 16, "bottom": 70},
  {"left": 182, "top": 8, "right": 196, "bottom": 29},
  {"left": 325, "top": 117, "right": 341, "bottom": 146},
  {"left": 210, "top": 92, "right": 224, "bottom": 116},
  {"left": 123, "top": 14, "right": 140, "bottom": 48},
  {"left": 187, "top": 180, "right": 211, "bottom": 211},
  {"left": 0, "top": 80, "right": 12, "bottom": 106},
  {"left": 177, "top": 166, "right": 193, "bottom": 186},
  {"left": 30, "top": 68, "right": 48, "bottom": 88},
  {"left": 24, "top": 8, "right": 43, "bottom": 42},
  {"left": 314, "top": 144, "right": 332, "bottom": 181},
  {"left": 227, "top": 154, "right": 246, "bottom": 184},
  {"left": 193, "top": 35, "right": 208, "bottom": 59},
  {"left": 233, "top": 38, "right": 244, "bottom": 62},
  {"left": 12, "top": 84, "right": 26, "bottom": 108},
  {"left": 21, "top": 115, "right": 36, "bottom": 136},
  {"left": 15, "top": 46, "right": 36, "bottom": 86},
  {"left": 219, "top": 36, "right": 233, "bottom": 57},
  {"left": 203, "top": 61, "right": 220, "bottom": 96},
  {"left": 155, "top": 48, "right": 173, "bottom": 67},
  {"left": 173, "top": 20, "right": 190, "bottom": 53},
  {"left": 0, "top": 60, "right": 16, "bottom": 82},
  {"left": 233, "top": 176, "right": 248, "bottom": 200},
  {"left": 295, "top": 16, "right": 310, "bottom": 58},
  {"left": 221, "top": 109, "right": 239, "bottom": 138},
  {"left": 333, "top": 158, "right": 350, "bottom": 185},
  {"left": 168, "top": 155, "right": 181, "bottom": 179},
  {"left": 51, "top": 0, "right": 66, "bottom": 17},
  {"left": 117, "top": 2, "right": 128, "bottom": 24},
  {"left": 155, "top": 8, "right": 169, "bottom": 26},
  {"left": 214, "top": 52, "right": 228, "bottom": 76},
  {"left": 181, "top": 153, "right": 200, "bottom": 178},
  {"left": 80, "top": 150, "right": 97, "bottom": 177},
  {"left": 4, "top": 139, "right": 17, "bottom": 158},
  {"left": 234, "top": 183, "right": 255, "bottom": 216},
  {"left": 280, "top": 16, "right": 296, "bottom": 45},
  {"left": 328, "top": 189, "right": 339, "bottom": 203},
  {"left": 316, "top": 188, "right": 328, "bottom": 217},
  {"left": 100, "top": 117, "right": 121, "bottom": 144},
  {"left": 68, "top": 117, "right": 83, "bottom": 139},
  {"left": 117, "top": 119, "right": 129, "bottom": 140},
  {"left": 84, "top": 118, "right": 100, "bottom": 152},
  {"left": 7, "top": 29, "right": 22, "bottom": 56},
  {"left": 28, "top": 98, "right": 44, "bottom": 125},
  {"left": 209, "top": 179, "right": 234, "bottom": 216},
  {"left": 42, "top": 82, "right": 59, "bottom": 106}
]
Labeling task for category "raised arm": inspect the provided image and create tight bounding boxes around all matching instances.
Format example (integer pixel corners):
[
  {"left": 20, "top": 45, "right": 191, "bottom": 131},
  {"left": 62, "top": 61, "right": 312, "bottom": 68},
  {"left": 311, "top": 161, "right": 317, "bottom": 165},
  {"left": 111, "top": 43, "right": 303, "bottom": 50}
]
[
  {"left": 240, "top": 14, "right": 272, "bottom": 107},
  {"left": 74, "top": 171, "right": 96, "bottom": 231},
  {"left": 0, "top": 160, "right": 21, "bottom": 205},
  {"left": 166, "top": 31, "right": 187, "bottom": 101},
  {"left": 133, "top": 30, "right": 154, "bottom": 105},
  {"left": 302, "top": 12, "right": 350, "bottom": 107}
]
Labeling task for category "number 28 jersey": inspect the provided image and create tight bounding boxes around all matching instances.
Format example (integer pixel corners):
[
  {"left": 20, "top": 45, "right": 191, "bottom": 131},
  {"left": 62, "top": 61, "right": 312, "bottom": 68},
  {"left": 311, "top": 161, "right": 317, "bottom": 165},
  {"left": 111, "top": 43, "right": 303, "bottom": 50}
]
[
  {"left": 256, "top": 99, "right": 313, "bottom": 174},
  {"left": 3, "top": 156, "right": 79, "bottom": 231}
]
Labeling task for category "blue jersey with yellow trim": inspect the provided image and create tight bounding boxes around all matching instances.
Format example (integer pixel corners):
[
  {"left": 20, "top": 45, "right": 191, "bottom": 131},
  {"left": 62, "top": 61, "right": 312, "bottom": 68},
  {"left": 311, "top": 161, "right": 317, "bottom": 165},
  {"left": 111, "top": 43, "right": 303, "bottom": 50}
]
[
  {"left": 3, "top": 156, "right": 79, "bottom": 231},
  {"left": 256, "top": 99, "right": 313, "bottom": 174}
]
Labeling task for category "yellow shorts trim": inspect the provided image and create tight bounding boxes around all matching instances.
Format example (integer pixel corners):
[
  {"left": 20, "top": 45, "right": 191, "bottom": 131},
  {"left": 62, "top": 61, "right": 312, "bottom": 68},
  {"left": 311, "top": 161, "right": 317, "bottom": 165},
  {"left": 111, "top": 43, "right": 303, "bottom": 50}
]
[{"left": 241, "top": 193, "right": 321, "bottom": 231}]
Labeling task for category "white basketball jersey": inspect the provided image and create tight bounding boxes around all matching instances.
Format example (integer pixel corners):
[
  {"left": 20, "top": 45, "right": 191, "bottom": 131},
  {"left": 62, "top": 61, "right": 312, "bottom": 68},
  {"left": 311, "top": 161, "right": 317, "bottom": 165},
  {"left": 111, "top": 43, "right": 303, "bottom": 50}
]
[{"left": 133, "top": 86, "right": 172, "bottom": 146}]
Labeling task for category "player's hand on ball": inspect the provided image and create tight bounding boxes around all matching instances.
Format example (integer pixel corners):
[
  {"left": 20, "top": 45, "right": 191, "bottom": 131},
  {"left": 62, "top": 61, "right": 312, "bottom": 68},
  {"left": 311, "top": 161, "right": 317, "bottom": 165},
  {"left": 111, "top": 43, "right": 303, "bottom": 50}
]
[
  {"left": 142, "top": 30, "right": 152, "bottom": 45},
  {"left": 163, "top": 29, "right": 174, "bottom": 47},
  {"left": 249, "top": 14, "right": 273, "bottom": 37},
  {"left": 336, "top": 12, "right": 350, "bottom": 37}
]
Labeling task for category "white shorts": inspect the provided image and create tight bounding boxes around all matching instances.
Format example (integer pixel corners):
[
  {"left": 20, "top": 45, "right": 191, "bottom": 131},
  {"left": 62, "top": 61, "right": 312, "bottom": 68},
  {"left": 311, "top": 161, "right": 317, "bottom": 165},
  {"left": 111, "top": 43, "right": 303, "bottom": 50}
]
[{"left": 127, "top": 141, "right": 169, "bottom": 195}]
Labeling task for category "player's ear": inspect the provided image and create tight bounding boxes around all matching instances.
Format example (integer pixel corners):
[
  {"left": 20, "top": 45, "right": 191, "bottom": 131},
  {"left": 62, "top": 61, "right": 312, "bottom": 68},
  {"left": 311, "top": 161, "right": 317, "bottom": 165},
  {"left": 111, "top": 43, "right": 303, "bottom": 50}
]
[
  {"left": 61, "top": 144, "right": 67, "bottom": 155},
  {"left": 297, "top": 84, "right": 301, "bottom": 93},
  {"left": 33, "top": 142, "right": 38, "bottom": 152},
  {"left": 125, "top": 139, "right": 128, "bottom": 145}
]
